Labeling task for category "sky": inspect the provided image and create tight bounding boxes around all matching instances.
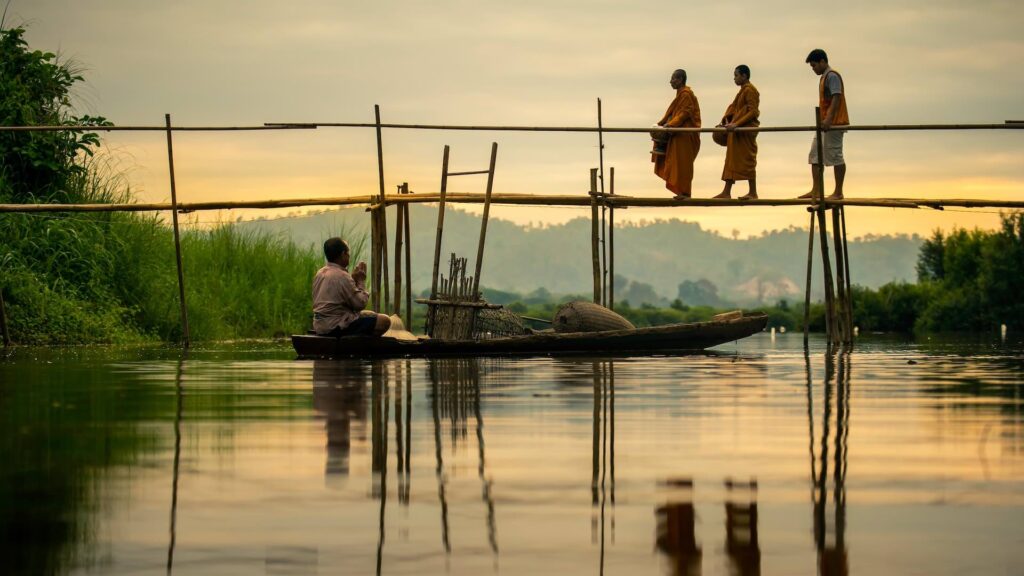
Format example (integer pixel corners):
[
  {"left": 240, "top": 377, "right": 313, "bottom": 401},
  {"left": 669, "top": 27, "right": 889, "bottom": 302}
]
[{"left": 10, "top": 0, "right": 1024, "bottom": 238}]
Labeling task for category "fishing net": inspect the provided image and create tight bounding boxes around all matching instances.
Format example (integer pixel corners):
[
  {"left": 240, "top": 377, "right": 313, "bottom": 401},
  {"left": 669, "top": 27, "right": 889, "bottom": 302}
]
[{"left": 472, "top": 308, "right": 529, "bottom": 339}]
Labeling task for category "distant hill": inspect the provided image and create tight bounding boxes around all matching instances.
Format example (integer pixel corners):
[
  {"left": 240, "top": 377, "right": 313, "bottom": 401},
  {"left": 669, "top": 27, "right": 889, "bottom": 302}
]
[{"left": 241, "top": 206, "right": 923, "bottom": 306}]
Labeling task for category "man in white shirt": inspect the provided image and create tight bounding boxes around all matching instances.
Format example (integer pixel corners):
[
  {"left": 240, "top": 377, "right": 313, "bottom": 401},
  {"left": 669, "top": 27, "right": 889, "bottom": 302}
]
[{"left": 311, "top": 237, "right": 391, "bottom": 337}]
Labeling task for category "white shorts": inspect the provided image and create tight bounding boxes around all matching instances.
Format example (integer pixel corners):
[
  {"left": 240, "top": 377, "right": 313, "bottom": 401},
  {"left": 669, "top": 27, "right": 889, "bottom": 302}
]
[{"left": 808, "top": 130, "right": 845, "bottom": 166}]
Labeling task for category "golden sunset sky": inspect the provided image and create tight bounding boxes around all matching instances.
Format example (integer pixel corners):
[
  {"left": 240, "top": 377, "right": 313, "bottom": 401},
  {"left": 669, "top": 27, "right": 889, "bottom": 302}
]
[{"left": 13, "top": 0, "right": 1024, "bottom": 237}]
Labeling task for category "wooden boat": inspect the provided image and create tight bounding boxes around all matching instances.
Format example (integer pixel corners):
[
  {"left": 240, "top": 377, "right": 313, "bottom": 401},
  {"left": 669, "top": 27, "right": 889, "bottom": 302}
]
[{"left": 291, "top": 312, "right": 768, "bottom": 359}]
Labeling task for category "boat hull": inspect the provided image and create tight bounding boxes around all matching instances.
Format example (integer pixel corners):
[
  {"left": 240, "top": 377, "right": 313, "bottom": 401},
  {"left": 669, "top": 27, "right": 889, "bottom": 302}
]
[{"left": 291, "top": 313, "right": 768, "bottom": 359}]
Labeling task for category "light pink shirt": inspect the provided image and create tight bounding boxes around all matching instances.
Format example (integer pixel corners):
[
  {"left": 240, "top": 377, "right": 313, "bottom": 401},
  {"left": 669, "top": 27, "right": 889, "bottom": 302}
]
[{"left": 312, "top": 262, "right": 369, "bottom": 334}]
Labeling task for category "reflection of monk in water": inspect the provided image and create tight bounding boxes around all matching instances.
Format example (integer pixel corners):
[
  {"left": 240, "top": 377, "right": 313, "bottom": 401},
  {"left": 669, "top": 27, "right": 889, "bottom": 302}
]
[
  {"left": 655, "top": 477, "right": 702, "bottom": 576},
  {"left": 312, "top": 361, "right": 367, "bottom": 476}
]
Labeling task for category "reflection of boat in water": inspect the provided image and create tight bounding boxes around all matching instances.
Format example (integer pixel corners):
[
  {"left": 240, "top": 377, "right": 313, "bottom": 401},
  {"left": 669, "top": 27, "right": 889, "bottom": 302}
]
[{"left": 291, "top": 313, "right": 768, "bottom": 359}]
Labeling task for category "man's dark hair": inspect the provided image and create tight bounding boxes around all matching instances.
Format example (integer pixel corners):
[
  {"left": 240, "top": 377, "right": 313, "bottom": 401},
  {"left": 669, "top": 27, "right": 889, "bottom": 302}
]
[
  {"left": 735, "top": 64, "right": 751, "bottom": 78},
  {"left": 673, "top": 69, "right": 687, "bottom": 84},
  {"left": 323, "top": 237, "right": 349, "bottom": 263},
  {"left": 805, "top": 49, "right": 828, "bottom": 64}
]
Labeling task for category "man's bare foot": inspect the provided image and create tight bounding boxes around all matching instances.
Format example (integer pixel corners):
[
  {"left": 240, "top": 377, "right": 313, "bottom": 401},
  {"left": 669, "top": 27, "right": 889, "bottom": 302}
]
[
  {"left": 712, "top": 191, "right": 731, "bottom": 199},
  {"left": 797, "top": 191, "right": 816, "bottom": 199},
  {"left": 827, "top": 191, "right": 844, "bottom": 200},
  {"left": 673, "top": 193, "right": 691, "bottom": 200},
  {"left": 738, "top": 193, "right": 758, "bottom": 200}
]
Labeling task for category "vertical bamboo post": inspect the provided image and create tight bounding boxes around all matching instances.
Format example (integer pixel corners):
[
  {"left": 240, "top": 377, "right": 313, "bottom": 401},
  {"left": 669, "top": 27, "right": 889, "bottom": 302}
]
[
  {"left": 165, "top": 114, "right": 190, "bottom": 348},
  {"left": 831, "top": 208, "right": 849, "bottom": 343},
  {"left": 841, "top": 207, "right": 854, "bottom": 342},
  {"left": 471, "top": 143, "right": 498, "bottom": 299},
  {"left": 380, "top": 201, "right": 390, "bottom": 315},
  {"left": 370, "top": 204, "right": 380, "bottom": 311},
  {"left": 403, "top": 184, "right": 413, "bottom": 332},
  {"left": 608, "top": 167, "right": 615, "bottom": 311},
  {"left": 803, "top": 210, "right": 816, "bottom": 346},
  {"left": 393, "top": 185, "right": 404, "bottom": 317},
  {"left": 813, "top": 107, "right": 837, "bottom": 346},
  {"left": 589, "top": 168, "right": 601, "bottom": 304},
  {"left": 428, "top": 146, "right": 451, "bottom": 336},
  {"left": 0, "top": 284, "right": 10, "bottom": 348},
  {"left": 374, "top": 105, "right": 389, "bottom": 314},
  {"left": 597, "top": 99, "right": 608, "bottom": 307}
]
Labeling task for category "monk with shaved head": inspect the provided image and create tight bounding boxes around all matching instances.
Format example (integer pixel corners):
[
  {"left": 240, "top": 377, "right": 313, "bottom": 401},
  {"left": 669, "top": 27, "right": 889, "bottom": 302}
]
[
  {"left": 652, "top": 69, "right": 701, "bottom": 198},
  {"left": 714, "top": 65, "right": 760, "bottom": 200}
]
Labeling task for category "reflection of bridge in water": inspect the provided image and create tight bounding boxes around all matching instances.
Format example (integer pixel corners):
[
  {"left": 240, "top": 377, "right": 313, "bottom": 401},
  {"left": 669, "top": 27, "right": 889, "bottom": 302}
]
[{"left": 293, "top": 353, "right": 854, "bottom": 575}]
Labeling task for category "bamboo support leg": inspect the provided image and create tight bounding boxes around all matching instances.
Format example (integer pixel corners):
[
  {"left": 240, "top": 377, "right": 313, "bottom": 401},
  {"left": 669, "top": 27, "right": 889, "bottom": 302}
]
[
  {"left": 380, "top": 203, "right": 390, "bottom": 314},
  {"left": 165, "top": 114, "right": 191, "bottom": 348},
  {"left": 428, "top": 146, "right": 451, "bottom": 336},
  {"left": 393, "top": 187, "right": 404, "bottom": 317},
  {"left": 831, "top": 208, "right": 848, "bottom": 343},
  {"left": 841, "top": 207, "right": 854, "bottom": 342},
  {"left": 371, "top": 206, "right": 380, "bottom": 312},
  {"left": 813, "top": 108, "right": 837, "bottom": 346},
  {"left": 609, "top": 167, "right": 615, "bottom": 311},
  {"left": 472, "top": 143, "right": 498, "bottom": 298},
  {"left": 590, "top": 169, "right": 601, "bottom": 304},
  {"left": 803, "top": 211, "right": 816, "bottom": 346},
  {"left": 403, "top": 187, "right": 412, "bottom": 332}
]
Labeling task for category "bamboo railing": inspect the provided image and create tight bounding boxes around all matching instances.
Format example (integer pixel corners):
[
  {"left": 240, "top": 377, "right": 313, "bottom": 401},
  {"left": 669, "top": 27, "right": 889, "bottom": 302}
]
[{"left": 0, "top": 113, "right": 1021, "bottom": 349}]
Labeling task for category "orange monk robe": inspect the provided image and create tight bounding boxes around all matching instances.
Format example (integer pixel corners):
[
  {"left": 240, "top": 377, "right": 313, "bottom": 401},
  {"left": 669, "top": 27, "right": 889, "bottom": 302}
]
[
  {"left": 721, "top": 83, "right": 760, "bottom": 181},
  {"left": 654, "top": 86, "right": 701, "bottom": 196}
]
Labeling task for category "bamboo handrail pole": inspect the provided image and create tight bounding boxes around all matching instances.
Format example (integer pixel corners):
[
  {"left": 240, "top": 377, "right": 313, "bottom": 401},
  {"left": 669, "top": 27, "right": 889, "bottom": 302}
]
[
  {"left": 261, "top": 122, "right": 1024, "bottom": 133},
  {"left": 393, "top": 184, "right": 404, "bottom": 317},
  {"left": 803, "top": 211, "right": 816, "bottom": 347},
  {"left": 165, "top": 114, "right": 191, "bottom": 349},
  {"left": 608, "top": 167, "right": 615, "bottom": 311},
  {"left": 428, "top": 146, "right": 451, "bottom": 337},
  {"left": 590, "top": 169, "right": 602, "bottom": 304},
  {"left": 0, "top": 125, "right": 317, "bottom": 132},
  {"left": 597, "top": 99, "right": 607, "bottom": 307},
  {"left": 471, "top": 143, "right": 498, "bottom": 299},
  {"left": 9, "top": 194, "right": 1024, "bottom": 213},
  {"left": 403, "top": 185, "right": 412, "bottom": 331}
]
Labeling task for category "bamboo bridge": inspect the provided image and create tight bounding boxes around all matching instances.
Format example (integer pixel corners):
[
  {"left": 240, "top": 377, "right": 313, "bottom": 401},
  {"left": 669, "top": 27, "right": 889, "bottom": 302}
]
[{"left": 1, "top": 108, "right": 1022, "bottom": 350}]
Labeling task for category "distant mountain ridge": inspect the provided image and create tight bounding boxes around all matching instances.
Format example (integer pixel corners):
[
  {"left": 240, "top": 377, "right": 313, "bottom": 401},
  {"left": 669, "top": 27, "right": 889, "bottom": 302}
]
[{"left": 241, "top": 206, "right": 923, "bottom": 305}]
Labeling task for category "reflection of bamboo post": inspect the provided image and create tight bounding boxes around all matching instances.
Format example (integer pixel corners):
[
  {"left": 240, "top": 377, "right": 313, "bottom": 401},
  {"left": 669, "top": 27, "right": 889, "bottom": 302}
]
[
  {"left": 472, "top": 143, "right": 498, "bottom": 298},
  {"left": 0, "top": 285, "right": 10, "bottom": 347},
  {"left": 165, "top": 357, "right": 184, "bottom": 573},
  {"left": 813, "top": 108, "right": 837, "bottom": 345},
  {"left": 164, "top": 114, "right": 190, "bottom": 348},
  {"left": 403, "top": 185, "right": 413, "bottom": 332},
  {"left": 393, "top": 185, "right": 404, "bottom": 317},
  {"left": 590, "top": 169, "right": 601, "bottom": 304},
  {"left": 608, "top": 167, "right": 615, "bottom": 311},
  {"left": 428, "top": 147, "right": 451, "bottom": 337},
  {"left": 803, "top": 211, "right": 815, "bottom": 345}
]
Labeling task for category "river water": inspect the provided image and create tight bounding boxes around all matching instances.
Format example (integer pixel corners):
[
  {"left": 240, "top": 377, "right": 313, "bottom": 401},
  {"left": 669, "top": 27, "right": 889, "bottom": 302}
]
[{"left": 1, "top": 334, "right": 1022, "bottom": 575}]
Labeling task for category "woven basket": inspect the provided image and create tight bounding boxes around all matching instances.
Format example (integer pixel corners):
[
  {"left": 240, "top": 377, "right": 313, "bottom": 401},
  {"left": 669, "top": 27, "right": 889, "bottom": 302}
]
[{"left": 553, "top": 301, "right": 635, "bottom": 333}]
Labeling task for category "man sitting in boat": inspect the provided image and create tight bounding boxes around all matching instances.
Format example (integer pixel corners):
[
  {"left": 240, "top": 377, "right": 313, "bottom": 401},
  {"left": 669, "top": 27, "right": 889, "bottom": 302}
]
[{"left": 312, "top": 237, "right": 391, "bottom": 337}]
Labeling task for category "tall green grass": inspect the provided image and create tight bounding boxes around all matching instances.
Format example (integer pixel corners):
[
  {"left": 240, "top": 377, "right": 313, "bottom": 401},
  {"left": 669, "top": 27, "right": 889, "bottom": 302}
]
[{"left": 1, "top": 160, "right": 365, "bottom": 344}]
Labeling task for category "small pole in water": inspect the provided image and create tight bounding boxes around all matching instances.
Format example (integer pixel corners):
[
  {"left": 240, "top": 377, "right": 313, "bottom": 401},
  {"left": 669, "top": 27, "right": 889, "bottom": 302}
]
[
  {"left": 853, "top": 326, "right": 859, "bottom": 337},
  {"left": 1001, "top": 324, "right": 1007, "bottom": 341},
  {"left": 589, "top": 168, "right": 601, "bottom": 304},
  {"left": 164, "top": 113, "right": 191, "bottom": 349},
  {"left": 771, "top": 326, "right": 776, "bottom": 342},
  {"left": 608, "top": 167, "right": 615, "bottom": 311},
  {"left": 0, "top": 284, "right": 11, "bottom": 347}
]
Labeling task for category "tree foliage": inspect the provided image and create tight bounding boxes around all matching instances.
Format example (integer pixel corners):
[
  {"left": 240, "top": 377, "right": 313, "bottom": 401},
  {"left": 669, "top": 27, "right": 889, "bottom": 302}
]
[{"left": 0, "top": 26, "right": 110, "bottom": 202}]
